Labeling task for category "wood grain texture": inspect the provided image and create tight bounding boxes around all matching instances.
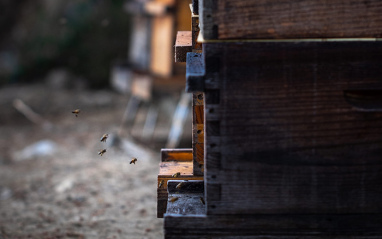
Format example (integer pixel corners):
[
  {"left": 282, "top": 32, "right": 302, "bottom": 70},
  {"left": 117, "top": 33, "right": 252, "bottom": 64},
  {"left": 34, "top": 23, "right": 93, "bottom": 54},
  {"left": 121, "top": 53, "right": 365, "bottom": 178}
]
[
  {"left": 175, "top": 31, "right": 192, "bottom": 62},
  {"left": 164, "top": 214, "right": 382, "bottom": 238},
  {"left": 192, "top": 93, "right": 205, "bottom": 176},
  {"left": 159, "top": 161, "right": 194, "bottom": 177},
  {"left": 200, "top": 0, "right": 382, "bottom": 40},
  {"left": 194, "top": 125, "right": 204, "bottom": 143},
  {"left": 203, "top": 41, "right": 382, "bottom": 215}
]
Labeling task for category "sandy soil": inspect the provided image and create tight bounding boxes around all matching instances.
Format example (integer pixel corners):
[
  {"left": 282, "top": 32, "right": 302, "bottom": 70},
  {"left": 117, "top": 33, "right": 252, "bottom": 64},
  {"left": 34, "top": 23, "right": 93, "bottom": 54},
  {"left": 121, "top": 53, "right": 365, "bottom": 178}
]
[{"left": 0, "top": 84, "right": 166, "bottom": 239}]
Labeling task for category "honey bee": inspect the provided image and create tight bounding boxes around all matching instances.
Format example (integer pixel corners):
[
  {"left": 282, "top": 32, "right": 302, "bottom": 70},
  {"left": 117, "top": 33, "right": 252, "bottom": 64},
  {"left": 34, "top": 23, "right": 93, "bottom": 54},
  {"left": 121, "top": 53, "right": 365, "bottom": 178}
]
[
  {"left": 100, "top": 134, "right": 108, "bottom": 142},
  {"left": 98, "top": 149, "right": 107, "bottom": 156},
  {"left": 200, "top": 197, "right": 205, "bottom": 205},
  {"left": 175, "top": 182, "right": 184, "bottom": 189},
  {"left": 130, "top": 158, "right": 137, "bottom": 164},
  {"left": 172, "top": 172, "right": 180, "bottom": 178},
  {"left": 158, "top": 180, "right": 164, "bottom": 188},
  {"left": 72, "top": 109, "right": 80, "bottom": 117},
  {"left": 169, "top": 197, "right": 178, "bottom": 203}
]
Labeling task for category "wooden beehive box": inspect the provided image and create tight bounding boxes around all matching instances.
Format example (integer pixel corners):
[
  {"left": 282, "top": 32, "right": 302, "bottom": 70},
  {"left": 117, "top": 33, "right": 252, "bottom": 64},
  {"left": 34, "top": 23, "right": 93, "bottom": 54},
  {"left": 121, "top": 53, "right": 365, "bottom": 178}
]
[
  {"left": 199, "top": 0, "right": 382, "bottom": 40},
  {"left": 161, "top": 0, "right": 382, "bottom": 238},
  {"left": 202, "top": 41, "right": 382, "bottom": 214}
]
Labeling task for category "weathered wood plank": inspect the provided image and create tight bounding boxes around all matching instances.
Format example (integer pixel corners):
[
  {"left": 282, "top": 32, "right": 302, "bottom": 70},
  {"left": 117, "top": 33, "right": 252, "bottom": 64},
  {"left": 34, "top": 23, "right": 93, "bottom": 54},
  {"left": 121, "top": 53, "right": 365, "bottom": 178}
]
[
  {"left": 161, "top": 148, "right": 193, "bottom": 162},
  {"left": 164, "top": 214, "right": 382, "bottom": 238},
  {"left": 159, "top": 161, "right": 194, "bottom": 177},
  {"left": 199, "top": 0, "right": 382, "bottom": 40},
  {"left": 194, "top": 125, "right": 204, "bottom": 143},
  {"left": 202, "top": 41, "right": 382, "bottom": 215},
  {"left": 205, "top": 164, "right": 382, "bottom": 214},
  {"left": 192, "top": 93, "right": 204, "bottom": 176},
  {"left": 175, "top": 31, "right": 192, "bottom": 63},
  {"left": 186, "top": 53, "right": 205, "bottom": 92},
  {"left": 193, "top": 143, "right": 204, "bottom": 174}
]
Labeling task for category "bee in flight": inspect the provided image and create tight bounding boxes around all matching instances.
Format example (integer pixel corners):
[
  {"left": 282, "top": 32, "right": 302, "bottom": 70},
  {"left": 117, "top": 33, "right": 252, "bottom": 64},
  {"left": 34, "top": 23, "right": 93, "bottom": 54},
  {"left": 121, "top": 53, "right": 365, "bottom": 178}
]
[
  {"left": 98, "top": 149, "right": 107, "bottom": 156},
  {"left": 176, "top": 182, "right": 184, "bottom": 189},
  {"left": 72, "top": 109, "right": 80, "bottom": 117},
  {"left": 158, "top": 180, "right": 164, "bottom": 188},
  {"left": 169, "top": 197, "right": 178, "bottom": 203},
  {"left": 100, "top": 134, "right": 108, "bottom": 142},
  {"left": 172, "top": 172, "right": 180, "bottom": 178},
  {"left": 200, "top": 197, "right": 205, "bottom": 205},
  {"left": 130, "top": 158, "right": 137, "bottom": 164}
]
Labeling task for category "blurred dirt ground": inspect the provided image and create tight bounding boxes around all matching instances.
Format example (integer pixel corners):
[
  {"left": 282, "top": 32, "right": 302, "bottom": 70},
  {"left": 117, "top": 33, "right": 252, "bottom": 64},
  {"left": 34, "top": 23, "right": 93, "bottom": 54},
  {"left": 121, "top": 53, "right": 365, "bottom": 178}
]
[{"left": 0, "top": 84, "right": 168, "bottom": 239}]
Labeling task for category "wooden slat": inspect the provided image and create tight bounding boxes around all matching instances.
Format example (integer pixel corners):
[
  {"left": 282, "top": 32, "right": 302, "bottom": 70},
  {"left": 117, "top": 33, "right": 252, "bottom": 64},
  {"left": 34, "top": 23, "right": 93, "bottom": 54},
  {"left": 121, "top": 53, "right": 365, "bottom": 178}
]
[
  {"left": 194, "top": 124, "right": 204, "bottom": 143},
  {"left": 192, "top": 93, "right": 204, "bottom": 176},
  {"left": 164, "top": 214, "right": 382, "bottom": 238},
  {"left": 199, "top": 0, "right": 382, "bottom": 40},
  {"left": 175, "top": 31, "right": 192, "bottom": 62},
  {"left": 161, "top": 148, "right": 193, "bottom": 162},
  {"left": 186, "top": 52, "right": 205, "bottom": 92},
  {"left": 159, "top": 161, "right": 194, "bottom": 176},
  {"left": 202, "top": 41, "right": 382, "bottom": 215}
]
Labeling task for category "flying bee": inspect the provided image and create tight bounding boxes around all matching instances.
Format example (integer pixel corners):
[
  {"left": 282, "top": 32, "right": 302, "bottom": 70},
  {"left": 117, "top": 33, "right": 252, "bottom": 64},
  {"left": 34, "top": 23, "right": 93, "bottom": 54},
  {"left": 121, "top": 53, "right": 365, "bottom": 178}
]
[
  {"left": 158, "top": 180, "right": 164, "bottom": 188},
  {"left": 72, "top": 109, "right": 80, "bottom": 117},
  {"left": 200, "top": 197, "right": 205, "bottom": 205},
  {"left": 100, "top": 134, "right": 108, "bottom": 142},
  {"left": 98, "top": 149, "right": 107, "bottom": 156},
  {"left": 176, "top": 182, "right": 184, "bottom": 189},
  {"left": 172, "top": 172, "right": 180, "bottom": 178},
  {"left": 169, "top": 197, "right": 178, "bottom": 203},
  {"left": 130, "top": 158, "right": 137, "bottom": 164}
]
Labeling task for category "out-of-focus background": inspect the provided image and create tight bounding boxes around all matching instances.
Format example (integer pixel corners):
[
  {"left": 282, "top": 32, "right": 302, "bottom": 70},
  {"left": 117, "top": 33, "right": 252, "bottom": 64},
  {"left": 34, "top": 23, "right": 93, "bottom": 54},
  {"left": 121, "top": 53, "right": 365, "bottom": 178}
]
[{"left": 0, "top": 0, "right": 191, "bottom": 238}]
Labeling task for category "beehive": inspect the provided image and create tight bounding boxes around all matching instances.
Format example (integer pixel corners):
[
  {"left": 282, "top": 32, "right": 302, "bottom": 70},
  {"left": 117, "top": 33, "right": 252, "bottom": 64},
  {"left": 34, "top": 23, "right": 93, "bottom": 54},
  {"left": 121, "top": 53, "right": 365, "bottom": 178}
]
[{"left": 160, "top": 1, "right": 382, "bottom": 238}]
